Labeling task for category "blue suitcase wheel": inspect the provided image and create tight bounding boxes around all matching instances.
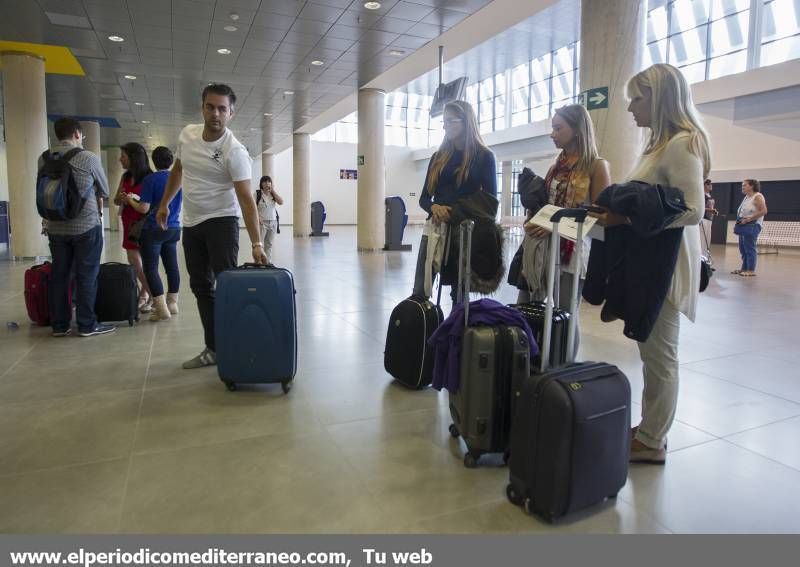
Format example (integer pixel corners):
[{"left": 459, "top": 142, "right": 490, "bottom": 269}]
[
  {"left": 225, "top": 381, "right": 237, "bottom": 392},
  {"left": 281, "top": 380, "right": 292, "bottom": 394}
]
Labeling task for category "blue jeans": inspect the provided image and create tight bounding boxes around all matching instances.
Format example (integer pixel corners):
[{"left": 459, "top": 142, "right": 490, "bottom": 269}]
[
  {"left": 140, "top": 227, "right": 181, "bottom": 297},
  {"left": 737, "top": 223, "right": 761, "bottom": 271},
  {"left": 48, "top": 225, "right": 103, "bottom": 333}
]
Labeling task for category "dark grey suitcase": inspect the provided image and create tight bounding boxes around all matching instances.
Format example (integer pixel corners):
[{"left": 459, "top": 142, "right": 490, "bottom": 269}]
[
  {"left": 506, "top": 208, "right": 632, "bottom": 522},
  {"left": 447, "top": 220, "right": 531, "bottom": 468}
]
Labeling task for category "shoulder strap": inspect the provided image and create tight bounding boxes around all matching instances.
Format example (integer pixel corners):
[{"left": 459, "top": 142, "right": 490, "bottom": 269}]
[{"left": 60, "top": 148, "right": 83, "bottom": 164}]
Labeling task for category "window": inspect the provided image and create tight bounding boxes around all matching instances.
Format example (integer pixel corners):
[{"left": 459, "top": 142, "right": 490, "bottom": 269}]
[
  {"left": 761, "top": 0, "right": 800, "bottom": 66},
  {"left": 493, "top": 72, "right": 507, "bottom": 131}
]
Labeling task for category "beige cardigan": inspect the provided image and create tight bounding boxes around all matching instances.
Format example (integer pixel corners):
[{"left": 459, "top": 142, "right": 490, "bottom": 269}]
[{"left": 627, "top": 132, "right": 704, "bottom": 322}]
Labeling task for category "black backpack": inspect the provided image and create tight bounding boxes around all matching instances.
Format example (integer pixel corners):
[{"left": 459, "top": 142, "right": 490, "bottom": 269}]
[{"left": 36, "top": 148, "right": 87, "bottom": 221}]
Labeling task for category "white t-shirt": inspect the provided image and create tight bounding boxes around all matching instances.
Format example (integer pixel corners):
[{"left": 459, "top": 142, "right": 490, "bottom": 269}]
[
  {"left": 257, "top": 191, "right": 277, "bottom": 223},
  {"left": 175, "top": 124, "right": 252, "bottom": 227}
]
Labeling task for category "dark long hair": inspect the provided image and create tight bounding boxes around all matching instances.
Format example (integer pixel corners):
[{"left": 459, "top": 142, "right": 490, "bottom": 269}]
[{"left": 120, "top": 142, "right": 152, "bottom": 185}]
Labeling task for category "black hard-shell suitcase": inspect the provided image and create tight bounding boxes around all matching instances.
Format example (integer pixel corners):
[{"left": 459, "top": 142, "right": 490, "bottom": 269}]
[
  {"left": 384, "top": 295, "right": 444, "bottom": 389},
  {"left": 506, "top": 208, "right": 631, "bottom": 522},
  {"left": 447, "top": 220, "right": 531, "bottom": 467},
  {"left": 215, "top": 263, "right": 297, "bottom": 393},
  {"left": 95, "top": 262, "right": 138, "bottom": 326}
]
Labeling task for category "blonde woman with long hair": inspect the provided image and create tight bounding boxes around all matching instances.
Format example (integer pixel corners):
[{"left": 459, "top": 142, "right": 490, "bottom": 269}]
[
  {"left": 521, "top": 104, "right": 611, "bottom": 349},
  {"left": 596, "top": 63, "right": 710, "bottom": 464},
  {"left": 417, "top": 100, "right": 497, "bottom": 301}
]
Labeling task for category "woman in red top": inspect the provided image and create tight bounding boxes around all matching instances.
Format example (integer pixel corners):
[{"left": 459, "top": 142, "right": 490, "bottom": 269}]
[{"left": 114, "top": 143, "right": 153, "bottom": 312}]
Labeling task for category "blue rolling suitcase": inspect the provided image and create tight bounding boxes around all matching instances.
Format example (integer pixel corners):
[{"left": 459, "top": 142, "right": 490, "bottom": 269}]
[{"left": 214, "top": 263, "right": 297, "bottom": 393}]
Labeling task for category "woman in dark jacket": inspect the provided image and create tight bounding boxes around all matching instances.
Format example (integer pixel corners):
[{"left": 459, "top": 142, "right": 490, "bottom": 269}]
[{"left": 418, "top": 100, "right": 497, "bottom": 301}]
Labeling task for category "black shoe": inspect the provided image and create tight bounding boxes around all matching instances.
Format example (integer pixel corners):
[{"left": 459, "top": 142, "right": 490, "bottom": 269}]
[
  {"left": 79, "top": 324, "right": 116, "bottom": 337},
  {"left": 52, "top": 328, "right": 72, "bottom": 337}
]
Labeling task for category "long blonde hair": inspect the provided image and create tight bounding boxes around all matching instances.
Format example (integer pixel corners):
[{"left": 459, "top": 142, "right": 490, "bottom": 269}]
[
  {"left": 426, "top": 100, "right": 489, "bottom": 195},
  {"left": 627, "top": 63, "right": 711, "bottom": 177},
  {"left": 553, "top": 104, "right": 600, "bottom": 176}
]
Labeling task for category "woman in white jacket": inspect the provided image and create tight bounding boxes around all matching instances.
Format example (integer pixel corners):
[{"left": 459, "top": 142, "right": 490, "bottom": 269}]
[{"left": 596, "top": 64, "right": 710, "bottom": 464}]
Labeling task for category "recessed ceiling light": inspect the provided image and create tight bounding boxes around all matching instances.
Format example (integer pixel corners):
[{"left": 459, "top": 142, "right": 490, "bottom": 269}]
[
  {"left": 389, "top": 49, "right": 405, "bottom": 56},
  {"left": 134, "top": 102, "right": 144, "bottom": 106},
  {"left": 364, "top": 2, "right": 381, "bottom": 10},
  {"left": 284, "top": 90, "right": 294, "bottom": 95},
  {"left": 229, "top": 12, "right": 240, "bottom": 21},
  {"left": 264, "top": 113, "right": 273, "bottom": 117},
  {"left": 124, "top": 74, "right": 136, "bottom": 80},
  {"left": 224, "top": 24, "right": 238, "bottom": 32},
  {"left": 108, "top": 35, "right": 124, "bottom": 42},
  {"left": 147, "top": 135, "right": 153, "bottom": 139},
  {"left": 311, "top": 60, "right": 324, "bottom": 66},
  {"left": 141, "top": 120, "right": 150, "bottom": 124},
  {"left": 217, "top": 48, "right": 232, "bottom": 55}
]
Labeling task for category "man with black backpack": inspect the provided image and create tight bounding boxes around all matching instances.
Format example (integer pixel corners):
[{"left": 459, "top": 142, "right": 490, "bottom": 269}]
[{"left": 38, "top": 117, "right": 113, "bottom": 337}]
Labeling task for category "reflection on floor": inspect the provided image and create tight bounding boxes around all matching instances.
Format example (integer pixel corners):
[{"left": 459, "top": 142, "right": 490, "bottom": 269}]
[{"left": 1, "top": 226, "right": 799, "bottom": 533}]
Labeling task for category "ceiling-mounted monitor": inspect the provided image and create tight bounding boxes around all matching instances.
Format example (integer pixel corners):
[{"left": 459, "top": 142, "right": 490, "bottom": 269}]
[{"left": 430, "top": 77, "right": 468, "bottom": 118}]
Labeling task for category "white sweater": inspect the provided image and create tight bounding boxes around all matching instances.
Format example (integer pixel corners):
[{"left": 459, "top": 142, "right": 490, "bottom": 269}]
[{"left": 627, "top": 132, "right": 704, "bottom": 322}]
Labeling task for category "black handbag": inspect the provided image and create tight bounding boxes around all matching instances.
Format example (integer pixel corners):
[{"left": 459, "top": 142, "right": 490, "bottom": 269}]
[
  {"left": 127, "top": 216, "right": 146, "bottom": 244},
  {"left": 699, "top": 222, "right": 714, "bottom": 292}
]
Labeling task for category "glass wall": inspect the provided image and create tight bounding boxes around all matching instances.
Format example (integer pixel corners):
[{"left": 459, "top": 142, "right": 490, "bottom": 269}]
[{"left": 313, "top": 1, "right": 800, "bottom": 146}]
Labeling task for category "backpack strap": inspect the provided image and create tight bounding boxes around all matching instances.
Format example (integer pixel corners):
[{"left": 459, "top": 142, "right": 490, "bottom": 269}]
[{"left": 60, "top": 147, "right": 84, "bottom": 163}]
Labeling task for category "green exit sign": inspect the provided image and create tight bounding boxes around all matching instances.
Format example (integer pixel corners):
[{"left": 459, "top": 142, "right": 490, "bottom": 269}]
[{"left": 581, "top": 87, "right": 609, "bottom": 110}]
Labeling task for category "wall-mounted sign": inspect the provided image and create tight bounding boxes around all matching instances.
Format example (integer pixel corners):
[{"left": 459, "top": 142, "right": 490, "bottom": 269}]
[
  {"left": 358, "top": 155, "right": 365, "bottom": 165},
  {"left": 339, "top": 169, "right": 358, "bottom": 180},
  {"left": 580, "top": 87, "right": 609, "bottom": 110}
]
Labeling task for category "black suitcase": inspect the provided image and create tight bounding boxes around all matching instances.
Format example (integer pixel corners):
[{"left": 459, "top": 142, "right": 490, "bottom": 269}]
[
  {"left": 447, "top": 220, "right": 532, "bottom": 467},
  {"left": 506, "top": 208, "right": 631, "bottom": 522},
  {"left": 384, "top": 295, "right": 444, "bottom": 389},
  {"left": 508, "top": 302, "right": 569, "bottom": 370},
  {"left": 95, "top": 262, "right": 138, "bottom": 326}
]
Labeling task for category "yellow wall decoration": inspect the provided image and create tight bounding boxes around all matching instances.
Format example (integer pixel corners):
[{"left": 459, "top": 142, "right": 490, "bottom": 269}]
[{"left": 0, "top": 41, "right": 85, "bottom": 75}]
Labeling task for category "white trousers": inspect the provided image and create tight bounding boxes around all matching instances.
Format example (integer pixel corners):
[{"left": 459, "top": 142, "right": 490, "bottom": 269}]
[{"left": 635, "top": 300, "right": 681, "bottom": 449}]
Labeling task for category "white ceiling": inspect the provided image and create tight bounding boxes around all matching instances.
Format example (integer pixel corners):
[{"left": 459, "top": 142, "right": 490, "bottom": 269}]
[{"left": 0, "top": 0, "right": 496, "bottom": 154}]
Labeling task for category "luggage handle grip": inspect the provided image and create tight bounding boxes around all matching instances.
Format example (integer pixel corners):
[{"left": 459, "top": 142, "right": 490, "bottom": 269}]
[
  {"left": 241, "top": 262, "right": 276, "bottom": 269},
  {"left": 457, "top": 220, "right": 475, "bottom": 329},
  {"left": 549, "top": 208, "right": 588, "bottom": 223}
]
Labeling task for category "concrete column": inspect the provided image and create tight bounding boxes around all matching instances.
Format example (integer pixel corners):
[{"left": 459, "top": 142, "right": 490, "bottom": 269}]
[
  {"left": 501, "top": 161, "right": 513, "bottom": 222},
  {"left": 580, "top": 0, "right": 646, "bottom": 182},
  {"left": 292, "top": 133, "right": 311, "bottom": 237},
  {"left": 1, "top": 51, "right": 49, "bottom": 258},
  {"left": 261, "top": 152, "right": 274, "bottom": 180},
  {"left": 105, "top": 147, "right": 122, "bottom": 231},
  {"left": 357, "top": 88, "right": 386, "bottom": 251},
  {"left": 79, "top": 120, "right": 103, "bottom": 231}
]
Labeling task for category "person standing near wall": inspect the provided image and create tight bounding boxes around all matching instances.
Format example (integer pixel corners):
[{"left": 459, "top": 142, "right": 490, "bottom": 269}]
[{"left": 733, "top": 179, "right": 768, "bottom": 277}]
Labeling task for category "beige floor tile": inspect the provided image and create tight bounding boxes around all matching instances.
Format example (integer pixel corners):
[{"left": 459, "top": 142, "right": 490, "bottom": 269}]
[
  {"left": 621, "top": 440, "right": 800, "bottom": 533},
  {"left": 0, "top": 459, "right": 127, "bottom": 533},
  {"left": 726, "top": 416, "right": 800, "bottom": 472},
  {"left": 0, "top": 351, "right": 148, "bottom": 404},
  {"left": 133, "top": 380, "right": 324, "bottom": 455},
  {"left": 0, "top": 392, "right": 140, "bottom": 476},
  {"left": 120, "top": 432, "right": 389, "bottom": 533}
]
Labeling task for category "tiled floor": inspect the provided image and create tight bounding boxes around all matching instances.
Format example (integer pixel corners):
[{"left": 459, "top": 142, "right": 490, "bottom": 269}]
[{"left": 1, "top": 226, "right": 799, "bottom": 534}]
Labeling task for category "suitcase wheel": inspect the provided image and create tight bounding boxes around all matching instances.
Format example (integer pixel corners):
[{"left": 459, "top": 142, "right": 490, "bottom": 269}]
[
  {"left": 463, "top": 452, "right": 479, "bottom": 469},
  {"left": 281, "top": 380, "right": 293, "bottom": 394},
  {"left": 224, "top": 381, "right": 237, "bottom": 392},
  {"left": 523, "top": 497, "right": 534, "bottom": 516},
  {"left": 503, "top": 450, "right": 510, "bottom": 465},
  {"left": 448, "top": 424, "right": 460, "bottom": 438},
  {"left": 506, "top": 484, "right": 523, "bottom": 506},
  {"left": 128, "top": 318, "right": 134, "bottom": 327}
]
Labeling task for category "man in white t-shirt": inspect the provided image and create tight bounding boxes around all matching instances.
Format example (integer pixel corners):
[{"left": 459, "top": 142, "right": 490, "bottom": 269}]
[{"left": 157, "top": 83, "right": 267, "bottom": 369}]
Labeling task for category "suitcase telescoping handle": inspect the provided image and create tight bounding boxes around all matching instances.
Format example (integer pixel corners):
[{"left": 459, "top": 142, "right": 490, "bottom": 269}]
[
  {"left": 457, "top": 219, "right": 475, "bottom": 329},
  {"left": 540, "top": 208, "right": 588, "bottom": 372}
]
